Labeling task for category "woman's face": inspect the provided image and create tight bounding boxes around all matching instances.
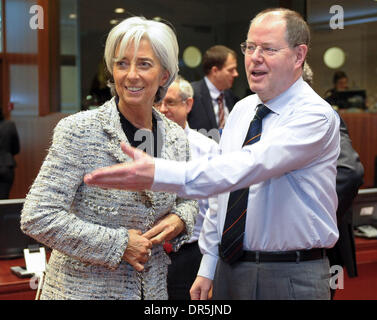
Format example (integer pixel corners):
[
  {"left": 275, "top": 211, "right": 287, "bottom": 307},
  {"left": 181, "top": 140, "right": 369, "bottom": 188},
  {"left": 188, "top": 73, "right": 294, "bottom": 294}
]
[{"left": 113, "top": 38, "right": 169, "bottom": 110}]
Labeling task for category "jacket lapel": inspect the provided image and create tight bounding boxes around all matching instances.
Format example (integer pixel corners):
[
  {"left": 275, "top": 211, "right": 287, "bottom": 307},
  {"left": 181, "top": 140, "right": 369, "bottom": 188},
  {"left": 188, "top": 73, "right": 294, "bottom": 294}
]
[
  {"left": 224, "top": 90, "right": 235, "bottom": 113},
  {"left": 200, "top": 80, "right": 218, "bottom": 128},
  {"left": 98, "top": 98, "right": 130, "bottom": 163}
]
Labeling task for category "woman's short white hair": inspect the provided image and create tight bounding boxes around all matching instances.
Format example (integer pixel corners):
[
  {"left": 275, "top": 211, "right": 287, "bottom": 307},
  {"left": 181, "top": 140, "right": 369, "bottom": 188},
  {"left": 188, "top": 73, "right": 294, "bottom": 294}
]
[{"left": 104, "top": 16, "right": 179, "bottom": 103}]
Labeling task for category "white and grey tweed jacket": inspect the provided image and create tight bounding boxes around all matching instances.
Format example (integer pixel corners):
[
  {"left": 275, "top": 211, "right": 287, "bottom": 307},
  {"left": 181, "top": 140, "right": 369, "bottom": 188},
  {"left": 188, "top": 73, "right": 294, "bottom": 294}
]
[{"left": 21, "top": 98, "right": 198, "bottom": 300}]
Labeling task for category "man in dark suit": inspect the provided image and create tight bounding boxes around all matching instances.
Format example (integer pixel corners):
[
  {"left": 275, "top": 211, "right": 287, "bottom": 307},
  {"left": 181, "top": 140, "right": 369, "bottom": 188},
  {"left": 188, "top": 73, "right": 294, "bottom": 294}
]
[
  {"left": 328, "top": 117, "right": 364, "bottom": 298},
  {"left": 0, "top": 107, "right": 20, "bottom": 199},
  {"left": 188, "top": 45, "right": 239, "bottom": 140}
]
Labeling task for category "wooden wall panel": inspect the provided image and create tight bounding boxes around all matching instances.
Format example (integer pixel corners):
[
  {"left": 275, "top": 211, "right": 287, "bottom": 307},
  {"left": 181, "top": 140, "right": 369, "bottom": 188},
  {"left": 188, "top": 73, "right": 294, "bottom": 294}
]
[
  {"left": 340, "top": 112, "right": 377, "bottom": 188},
  {"left": 9, "top": 113, "right": 67, "bottom": 199}
]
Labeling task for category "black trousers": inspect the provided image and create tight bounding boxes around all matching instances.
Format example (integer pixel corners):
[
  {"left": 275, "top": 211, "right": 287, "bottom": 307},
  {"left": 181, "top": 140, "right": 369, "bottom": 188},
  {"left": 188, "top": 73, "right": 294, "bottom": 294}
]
[{"left": 167, "top": 241, "right": 202, "bottom": 300}]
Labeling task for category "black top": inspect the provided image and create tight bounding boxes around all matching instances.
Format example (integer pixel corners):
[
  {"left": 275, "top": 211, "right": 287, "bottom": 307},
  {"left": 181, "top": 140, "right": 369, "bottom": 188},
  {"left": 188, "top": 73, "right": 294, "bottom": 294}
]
[{"left": 116, "top": 98, "right": 160, "bottom": 157}]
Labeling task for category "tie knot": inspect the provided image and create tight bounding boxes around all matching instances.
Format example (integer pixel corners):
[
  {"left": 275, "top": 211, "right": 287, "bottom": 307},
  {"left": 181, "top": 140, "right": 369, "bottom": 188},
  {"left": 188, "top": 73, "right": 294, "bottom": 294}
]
[
  {"left": 255, "top": 104, "right": 271, "bottom": 120},
  {"left": 217, "top": 93, "right": 224, "bottom": 103}
]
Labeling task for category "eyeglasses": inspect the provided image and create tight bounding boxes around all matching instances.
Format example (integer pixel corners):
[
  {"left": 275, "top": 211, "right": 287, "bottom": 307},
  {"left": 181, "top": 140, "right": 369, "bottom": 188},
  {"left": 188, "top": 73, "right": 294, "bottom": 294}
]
[
  {"left": 240, "top": 41, "right": 290, "bottom": 57},
  {"left": 156, "top": 98, "right": 186, "bottom": 108}
]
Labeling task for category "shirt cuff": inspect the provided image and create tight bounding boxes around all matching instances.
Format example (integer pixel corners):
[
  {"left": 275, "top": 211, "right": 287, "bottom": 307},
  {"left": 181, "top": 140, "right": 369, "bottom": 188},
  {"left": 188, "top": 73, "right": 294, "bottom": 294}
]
[
  {"left": 151, "top": 158, "right": 187, "bottom": 194},
  {"left": 197, "top": 253, "right": 219, "bottom": 280}
]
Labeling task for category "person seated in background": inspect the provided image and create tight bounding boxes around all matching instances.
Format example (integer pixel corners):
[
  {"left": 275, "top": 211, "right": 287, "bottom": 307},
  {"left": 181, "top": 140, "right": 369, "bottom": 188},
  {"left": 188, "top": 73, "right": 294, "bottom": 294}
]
[
  {"left": 156, "top": 75, "right": 220, "bottom": 300},
  {"left": 324, "top": 71, "right": 350, "bottom": 108},
  {"left": 325, "top": 70, "right": 349, "bottom": 96}
]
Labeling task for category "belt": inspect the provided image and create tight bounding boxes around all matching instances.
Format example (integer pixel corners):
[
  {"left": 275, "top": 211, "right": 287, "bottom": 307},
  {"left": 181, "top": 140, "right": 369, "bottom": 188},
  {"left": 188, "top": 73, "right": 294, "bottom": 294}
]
[{"left": 239, "top": 248, "right": 326, "bottom": 263}]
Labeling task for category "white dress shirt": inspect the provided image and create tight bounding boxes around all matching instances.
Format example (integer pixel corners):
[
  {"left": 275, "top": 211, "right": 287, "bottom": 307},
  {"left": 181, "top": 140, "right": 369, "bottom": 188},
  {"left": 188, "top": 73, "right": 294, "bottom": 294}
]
[
  {"left": 204, "top": 77, "right": 230, "bottom": 125},
  {"left": 152, "top": 77, "right": 340, "bottom": 280},
  {"left": 184, "top": 123, "right": 220, "bottom": 243}
]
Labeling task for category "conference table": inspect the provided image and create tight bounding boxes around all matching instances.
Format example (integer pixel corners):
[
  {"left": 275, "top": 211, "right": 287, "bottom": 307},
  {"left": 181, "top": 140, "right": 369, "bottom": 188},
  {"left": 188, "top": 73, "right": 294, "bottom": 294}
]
[{"left": 0, "top": 257, "right": 37, "bottom": 300}]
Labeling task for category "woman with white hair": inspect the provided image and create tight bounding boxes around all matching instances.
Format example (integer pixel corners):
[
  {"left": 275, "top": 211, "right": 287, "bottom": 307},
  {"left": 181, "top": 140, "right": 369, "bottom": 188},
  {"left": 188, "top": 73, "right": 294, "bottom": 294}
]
[{"left": 21, "top": 16, "right": 198, "bottom": 300}]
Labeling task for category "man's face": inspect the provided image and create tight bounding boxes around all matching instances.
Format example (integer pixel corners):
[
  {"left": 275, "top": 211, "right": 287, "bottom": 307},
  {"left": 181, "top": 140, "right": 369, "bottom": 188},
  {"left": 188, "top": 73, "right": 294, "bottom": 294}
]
[
  {"left": 156, "top": 82, "right": 192, "bottom": 129},
  {"left": 244, "top": 13, "right": 306, "bottom": 102},
  {"left": 213, "top": 53, "right": 239, "bottom": 91}
]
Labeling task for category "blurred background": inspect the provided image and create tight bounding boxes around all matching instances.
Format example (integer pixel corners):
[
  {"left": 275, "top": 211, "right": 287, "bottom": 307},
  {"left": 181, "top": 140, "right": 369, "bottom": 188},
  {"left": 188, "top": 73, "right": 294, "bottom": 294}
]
[{"left": 1, "top": 0, "right": 377, "bottom": 198}]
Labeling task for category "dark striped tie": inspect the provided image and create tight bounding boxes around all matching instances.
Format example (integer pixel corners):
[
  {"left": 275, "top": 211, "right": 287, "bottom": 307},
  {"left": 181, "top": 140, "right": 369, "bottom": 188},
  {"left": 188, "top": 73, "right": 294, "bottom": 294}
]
[
  {"left": 219, "top": 103, "right": 271, "bottom": 264},
  {"left": 217, "top": 93, "right": 225, "bottom": 129}
]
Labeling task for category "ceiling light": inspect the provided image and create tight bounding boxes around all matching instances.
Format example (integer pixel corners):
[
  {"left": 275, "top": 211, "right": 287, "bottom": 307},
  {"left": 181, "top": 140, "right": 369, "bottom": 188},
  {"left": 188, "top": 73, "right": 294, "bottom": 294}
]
[
  {"left": 114, "top": 8, "right": 125, "bottom": 14},
  {"left": 69, "top": 13, "right": 77, "bottom": 19},
  {"left": 110, "top": 19, "right": 119, "bottom": 25},
  {"left": 323, "top": 47, "right": 346, "bottom": 69},
  {"left": 183, "top": 46, "right": 202, "bottom": 68}
]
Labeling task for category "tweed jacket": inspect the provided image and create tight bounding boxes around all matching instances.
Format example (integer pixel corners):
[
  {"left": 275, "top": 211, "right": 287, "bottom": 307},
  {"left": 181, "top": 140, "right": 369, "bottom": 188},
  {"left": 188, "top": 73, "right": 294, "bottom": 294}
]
[{"left": 21, "top": 98, "right": 198, "bottom": 300}]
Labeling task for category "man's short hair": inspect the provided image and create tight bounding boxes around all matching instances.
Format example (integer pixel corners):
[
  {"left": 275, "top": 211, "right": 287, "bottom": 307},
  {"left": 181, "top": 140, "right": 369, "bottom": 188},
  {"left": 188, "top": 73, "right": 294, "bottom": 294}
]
[
  {"left": 202, "top": 45, "right": 236, "bottom": 76},
  {"left": 251, "top": 8, "right": 310, "bottom": 49},
  {"left": 173, "top": 75, "right": 194, "bottom": 100},
  {"left": 250, "top": 8, "right": 310, "bottom": 69}
]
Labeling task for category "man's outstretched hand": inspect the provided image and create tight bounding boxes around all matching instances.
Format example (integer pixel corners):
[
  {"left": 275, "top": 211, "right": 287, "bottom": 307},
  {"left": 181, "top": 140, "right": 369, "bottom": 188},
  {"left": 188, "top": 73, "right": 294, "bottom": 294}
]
[{"left": 84, "top": 142, "right": 155, "bottom": 191}]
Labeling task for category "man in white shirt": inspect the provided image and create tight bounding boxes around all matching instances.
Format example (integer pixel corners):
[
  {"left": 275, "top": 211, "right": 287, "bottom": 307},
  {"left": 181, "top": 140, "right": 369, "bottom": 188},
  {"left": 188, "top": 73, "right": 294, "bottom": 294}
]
[
  {"left": 84, "top": 8, "right": 340, "bottom": 300},
  {"left": 156, "top": 76, "right": 219, "bottom": 300}
]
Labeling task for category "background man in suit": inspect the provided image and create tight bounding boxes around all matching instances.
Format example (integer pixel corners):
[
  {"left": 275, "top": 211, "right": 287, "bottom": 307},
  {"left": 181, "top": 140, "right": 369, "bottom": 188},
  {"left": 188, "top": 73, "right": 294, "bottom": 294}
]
[
  {"left": 0, "top": 107, "right": 20, "bottom": 199},
  {"left": 188, "top": 45, "right": 239, "bottom": 140}
]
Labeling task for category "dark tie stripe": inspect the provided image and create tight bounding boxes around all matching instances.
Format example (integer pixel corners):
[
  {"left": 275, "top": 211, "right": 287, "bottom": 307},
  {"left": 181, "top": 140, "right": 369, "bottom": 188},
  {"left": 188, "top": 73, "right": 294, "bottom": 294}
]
[
  {"left": 217, "top": 93, "right": 225, "bottom": 129},
  {"left": 222, "top": 208, "right": 247, "bottom": 235},
  {"left": 244, "top": 133, "right": 262, "bottom": 145}
]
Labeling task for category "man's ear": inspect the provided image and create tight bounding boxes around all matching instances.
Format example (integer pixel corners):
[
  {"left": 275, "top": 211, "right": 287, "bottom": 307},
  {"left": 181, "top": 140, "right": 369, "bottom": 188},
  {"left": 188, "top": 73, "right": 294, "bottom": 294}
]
[
  {"left": 295, "top": 44, "right": 308, "bottom": 68},
  {"left": 211, "top": 65, "right": 220, "bottom": 76},
  {"left": 185, "top": 97, "right": 194, "bottom": 115}
]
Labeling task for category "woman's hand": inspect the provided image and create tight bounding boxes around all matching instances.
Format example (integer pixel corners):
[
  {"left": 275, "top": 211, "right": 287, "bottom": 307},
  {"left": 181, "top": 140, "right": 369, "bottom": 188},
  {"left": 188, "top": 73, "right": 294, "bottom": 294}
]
[
  {"left": 143, "top": 213, "right": 185, "bottom": 245},
  {"left": 123, "top": 229, "right": 153, "bottom": 272}
]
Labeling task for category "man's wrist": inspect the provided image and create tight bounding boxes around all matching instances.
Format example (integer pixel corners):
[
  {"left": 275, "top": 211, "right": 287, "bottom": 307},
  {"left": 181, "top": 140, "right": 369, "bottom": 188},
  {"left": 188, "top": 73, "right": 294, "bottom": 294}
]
[{"left": 151, "top": 158, "right": 186, "bottom": 194}]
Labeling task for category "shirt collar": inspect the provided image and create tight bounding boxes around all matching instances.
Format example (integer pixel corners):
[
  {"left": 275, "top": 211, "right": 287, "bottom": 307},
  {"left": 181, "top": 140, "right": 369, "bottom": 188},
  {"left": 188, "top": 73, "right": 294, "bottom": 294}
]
[
  {"left": 258, "top": 77, "right": 304, "bottom": 115},
  {"left": 204, "top": 76, "right": 222, "bottom": 100},
  {"left": 184, "top": 122, "right": 191, "bottom": 136}
]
